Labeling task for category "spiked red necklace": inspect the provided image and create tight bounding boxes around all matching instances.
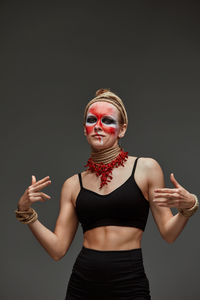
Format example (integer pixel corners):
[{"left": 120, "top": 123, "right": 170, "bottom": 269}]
[{"left": 84, "top": 146, "right": 128, "bottom": 189}]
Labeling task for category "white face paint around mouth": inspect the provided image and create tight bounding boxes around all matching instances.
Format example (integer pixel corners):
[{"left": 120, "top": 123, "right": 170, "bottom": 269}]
[
  {"left": 96, "top": 131, "right": 103, "bottom": 145},
  {"left": 100, "top": 136, "right": 103, "bottom": 144}
]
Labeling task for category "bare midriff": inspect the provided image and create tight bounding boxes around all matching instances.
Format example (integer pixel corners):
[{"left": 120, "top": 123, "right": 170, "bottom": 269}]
[{"left": 82, "top": 225, "right": 143, "bottom": 250}]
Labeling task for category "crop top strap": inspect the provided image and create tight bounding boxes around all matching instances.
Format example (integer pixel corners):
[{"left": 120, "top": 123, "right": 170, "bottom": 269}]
[
  {"left": 132, "top": 157, "right": 140, "bottom": 176},
  {"left": 78, "top": 173, "right": 83, "bottom": 189}
]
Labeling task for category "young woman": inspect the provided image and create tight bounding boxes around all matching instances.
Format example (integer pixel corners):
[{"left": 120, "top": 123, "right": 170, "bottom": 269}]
[{"left": 16, "top": 89, "right": 199, "bottom": 300}]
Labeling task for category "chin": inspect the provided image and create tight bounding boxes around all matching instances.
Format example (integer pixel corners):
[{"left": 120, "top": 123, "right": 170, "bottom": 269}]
[
  {"left": 89, "top": 141, "right": 117, "bottom": 151},
  {"left": 90, "top": 142, "right": 105, "bottom": 150},
  {"left": 86, "top": 135, "right": 119, "bottom": 150}
]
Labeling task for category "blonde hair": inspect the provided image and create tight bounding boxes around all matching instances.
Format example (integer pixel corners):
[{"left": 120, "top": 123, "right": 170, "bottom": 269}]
[{"left": 83, "top": 88, "right": 128, "bottom": 127}]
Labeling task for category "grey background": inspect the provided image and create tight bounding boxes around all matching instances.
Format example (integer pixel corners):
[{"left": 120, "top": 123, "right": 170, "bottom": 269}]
[{"left": 1, "top": 0, "right": 199, "bottom": 299}]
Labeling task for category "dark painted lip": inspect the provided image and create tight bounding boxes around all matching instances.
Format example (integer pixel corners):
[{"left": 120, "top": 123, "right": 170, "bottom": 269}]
[{"left": 92, "top": 134, "right": 105, "bottom": 137}]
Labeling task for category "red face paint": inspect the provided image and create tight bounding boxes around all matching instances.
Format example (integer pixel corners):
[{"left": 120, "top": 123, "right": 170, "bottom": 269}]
[{"left": 85, "top": 103, "right": 119, "bottom": 138}]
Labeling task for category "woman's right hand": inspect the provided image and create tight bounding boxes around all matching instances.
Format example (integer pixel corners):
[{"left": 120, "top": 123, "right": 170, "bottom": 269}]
[{"left": 17, "top": 175, "right": 52, "bottom": 211}]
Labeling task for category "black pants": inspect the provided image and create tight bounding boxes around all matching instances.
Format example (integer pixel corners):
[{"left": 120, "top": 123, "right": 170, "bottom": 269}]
[{"left": 65, "top": 246, "right": 151, "bottom": 300}]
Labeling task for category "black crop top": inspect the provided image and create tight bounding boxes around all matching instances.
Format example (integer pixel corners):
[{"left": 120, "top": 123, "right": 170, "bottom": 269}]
[{"left": 75, "top": 157, "right": 150, "bottom": 234}]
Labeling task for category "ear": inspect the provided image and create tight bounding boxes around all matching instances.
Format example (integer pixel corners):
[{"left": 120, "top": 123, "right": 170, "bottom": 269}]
[{"left": 118, "top": 123, "right": 127, "bottom": 139}]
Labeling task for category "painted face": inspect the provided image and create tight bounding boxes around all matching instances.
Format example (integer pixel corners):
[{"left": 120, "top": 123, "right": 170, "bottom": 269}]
[{"left": 85, "top": 102, "right": 120, "bottom": 145}]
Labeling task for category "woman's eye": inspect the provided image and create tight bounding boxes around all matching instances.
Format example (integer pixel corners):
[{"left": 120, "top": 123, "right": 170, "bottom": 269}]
[
  {"left": 102, "top": 117, "right": 116, "bottom": 125},
  {"left": 86, "top": 116, "right": 97, "bottom": 123}
]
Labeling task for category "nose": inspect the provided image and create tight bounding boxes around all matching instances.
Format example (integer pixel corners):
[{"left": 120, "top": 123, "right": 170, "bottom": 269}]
[{"left": 94, "top": 119, "right": 102, "bottom": 132}]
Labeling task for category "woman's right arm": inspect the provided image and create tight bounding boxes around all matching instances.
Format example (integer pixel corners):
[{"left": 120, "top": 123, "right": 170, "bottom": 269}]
[{"left": 17, "top": 175, "right": 79, "bottom": 261}]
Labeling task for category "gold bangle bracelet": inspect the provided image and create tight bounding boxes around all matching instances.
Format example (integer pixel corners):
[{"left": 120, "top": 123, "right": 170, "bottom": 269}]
[
  {"left": 15, "top": 207, "right": 38, "bottom": 224},
  {"left": 178, "top": 194, "right": 199, "bottom": 217}
]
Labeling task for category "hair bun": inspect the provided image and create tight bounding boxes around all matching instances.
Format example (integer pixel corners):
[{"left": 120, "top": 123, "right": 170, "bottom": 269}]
[{"left": 95, "top": 88, "right": 111, "bottom": 97}]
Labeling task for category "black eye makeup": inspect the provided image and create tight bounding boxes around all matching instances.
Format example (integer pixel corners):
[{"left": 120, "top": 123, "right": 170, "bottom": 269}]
[
  {"left": 86, "top": 116, "right": 97, "bottom": 123},
  {"left": 101, "top": 117, "right": 117, "bottom": 125}
]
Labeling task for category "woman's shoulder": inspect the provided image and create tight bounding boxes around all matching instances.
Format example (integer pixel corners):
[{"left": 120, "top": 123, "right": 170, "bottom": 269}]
[
  {"left": 136, "top": 156, "right": 163, "bottom": 175},
  {"left": 129, "top": 155, "right": 161, "bottom": 170},
  {"left": 62, "top": 173, "right": 81, "bottom": 192},
  {"left": 128, "top": 155, "right": 157, "bottom": 162}
]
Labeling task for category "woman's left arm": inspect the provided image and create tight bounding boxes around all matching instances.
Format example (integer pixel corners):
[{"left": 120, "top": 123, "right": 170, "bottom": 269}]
[{"left": 145, "top": 158, "right": 198, "bottom": 243}]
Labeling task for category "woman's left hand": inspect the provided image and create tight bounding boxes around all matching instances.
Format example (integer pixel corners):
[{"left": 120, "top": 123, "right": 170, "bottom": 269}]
[{"left": 153, "top": 173, "right": 196, "bottom": 209}]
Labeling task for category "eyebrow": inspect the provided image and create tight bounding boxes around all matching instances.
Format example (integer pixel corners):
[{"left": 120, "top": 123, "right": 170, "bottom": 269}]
[
  {"left": 86, "top": 113, "right": 96, "bottom": 117},
  {"left": 102, "top": 115, "right": 116, "bottom": 119},
  {"left": 86, "top": 114, "right": 97, "bottom": 119},
  {"left": 87, "top": 113, "right": 116, "bottom": 119}
]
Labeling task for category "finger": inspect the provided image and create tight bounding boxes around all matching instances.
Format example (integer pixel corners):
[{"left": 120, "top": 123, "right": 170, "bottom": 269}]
[
  {"left": 156, "top": 201, "right": 179, "bottom": 208},
  {"left": 154, "top": 188, "right": 179, "bottom": 193},
  {"left": 29, "top": 193, "right": 50, "bottom": 203},
  {"left": 154, "top": 192, "right": 180, "bottom": 198},
  {"left": 32, "top": 175, "right": 37, "bottom": 185},
  {"left": 154, "top": 193, "right": 172, "bottom": 198},
  {"left": 170, "top": 173, "right": 182, "bottom": 188},
  {"left": 156, "top": 203, "right": 174, "bottom": 207},
  {"left": 31, "top": 192, "right": 51, "bottom": 199},
  {"left": 30, "top": 180, "right": 51, "bottom": 191},
  {"left": 41, "top": 192, "right": 51, "bottom": 199},
  {"left": 32, "top": 176, "right": 51, "bottom": 188},
  {"left": 29, "top": 196, "right": 46, "bottom": 203},
  {"left": 153, "top": 196, "right": 180, "bottom": 206}
]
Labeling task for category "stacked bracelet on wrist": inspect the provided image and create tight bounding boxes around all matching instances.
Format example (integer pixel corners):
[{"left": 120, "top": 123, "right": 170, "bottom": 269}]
[
  {"left": 15, "top": 207, "right": 38, "bottom": 224},
  {"left": 178, "top": 194, "right": 199, "bottom": 217}
]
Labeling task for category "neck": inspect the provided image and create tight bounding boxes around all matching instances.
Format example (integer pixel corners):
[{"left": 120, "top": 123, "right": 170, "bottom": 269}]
[
  {"left": 90, "top": 144, "right": 121, "bottom": 164},
  {"left": 85, "top": 144, "right": 129, "bottom": 188}
]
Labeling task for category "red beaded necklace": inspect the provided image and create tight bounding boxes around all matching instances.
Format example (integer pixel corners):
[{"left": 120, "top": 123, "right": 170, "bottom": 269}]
[{"left": 84, "top": 148, "right": 128, "bottom": 189}]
